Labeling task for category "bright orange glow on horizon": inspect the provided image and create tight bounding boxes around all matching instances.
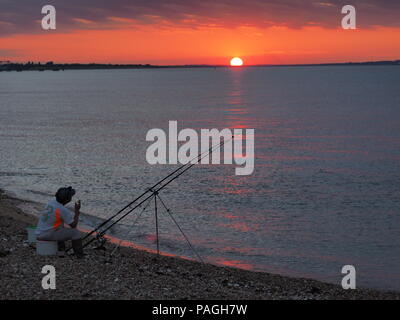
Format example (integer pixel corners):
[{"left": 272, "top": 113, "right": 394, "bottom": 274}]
[{"left": 1, "top": 25, "right": 400, "bottom": 65}]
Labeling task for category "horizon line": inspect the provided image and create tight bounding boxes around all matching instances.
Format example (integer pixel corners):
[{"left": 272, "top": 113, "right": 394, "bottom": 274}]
[{"left": 1, "top": 58, "right": 400, "bottom": 69}]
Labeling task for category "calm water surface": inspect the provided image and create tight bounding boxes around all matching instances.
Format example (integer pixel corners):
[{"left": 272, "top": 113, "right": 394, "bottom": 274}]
[{"left": 1, "top": 66, "right": 399, "bottom": 290}]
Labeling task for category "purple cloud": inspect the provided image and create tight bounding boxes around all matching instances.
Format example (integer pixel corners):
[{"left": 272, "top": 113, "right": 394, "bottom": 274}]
[{"left": 0, "top": 0, "right": 399, "bottom": 36}]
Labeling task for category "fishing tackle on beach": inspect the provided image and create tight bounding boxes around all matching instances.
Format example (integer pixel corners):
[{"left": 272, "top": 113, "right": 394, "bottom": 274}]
[{"left": 76, "top": 135, "right": 234, "bottom": 261}]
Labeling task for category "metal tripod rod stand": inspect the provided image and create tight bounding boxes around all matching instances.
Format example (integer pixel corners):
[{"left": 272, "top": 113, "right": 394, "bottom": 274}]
[
  {"left": 149, "top": 189, "right": 204, "bottom": 264},
  {"left": 153, "top": 190, "right": 160, "bottom": 256}
]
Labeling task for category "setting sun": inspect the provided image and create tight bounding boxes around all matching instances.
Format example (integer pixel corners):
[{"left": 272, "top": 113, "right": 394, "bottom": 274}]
[{"left": 230, "top": 57, "right": 244, "bottom": 66}]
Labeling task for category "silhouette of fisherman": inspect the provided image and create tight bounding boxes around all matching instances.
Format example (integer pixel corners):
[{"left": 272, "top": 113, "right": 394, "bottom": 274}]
[{"left": 35, "top": 187, "right": 84, "bottom": 258}]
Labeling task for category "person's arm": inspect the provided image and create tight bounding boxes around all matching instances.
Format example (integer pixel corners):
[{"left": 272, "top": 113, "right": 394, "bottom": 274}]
[{"left": 69, "top": 200, "right": 81, "bottom": 228}]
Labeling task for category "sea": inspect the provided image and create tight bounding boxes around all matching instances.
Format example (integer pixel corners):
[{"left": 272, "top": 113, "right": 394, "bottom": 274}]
[{"left": 1, "top": 65, "right": 399, "bottom": 291}]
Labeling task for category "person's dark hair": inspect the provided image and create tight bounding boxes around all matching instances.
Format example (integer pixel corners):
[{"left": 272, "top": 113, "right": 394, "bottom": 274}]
[{"left": 55, "top": 186, "right": 76, "bottom": 204}]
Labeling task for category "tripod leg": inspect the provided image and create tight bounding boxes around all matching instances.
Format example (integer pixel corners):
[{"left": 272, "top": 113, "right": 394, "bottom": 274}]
[
  {"left": 110, "top": 195, "right": 153, "bottom": 256},
  {"left": 154, "top": 194, "right": 160, "bottom": 255},
  {"left": 156, "top": 194, "right": 204, "bottom": 264}
]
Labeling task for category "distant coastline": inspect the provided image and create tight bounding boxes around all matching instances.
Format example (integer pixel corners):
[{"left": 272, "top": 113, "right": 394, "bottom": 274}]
[{"left": 0, "top": 59, "right": 399, "bottom": 72}]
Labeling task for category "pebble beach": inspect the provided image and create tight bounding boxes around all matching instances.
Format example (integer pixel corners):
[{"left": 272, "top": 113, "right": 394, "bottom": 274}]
[{"left": 1, "top": 190, "right": 399, "bottom": 300}]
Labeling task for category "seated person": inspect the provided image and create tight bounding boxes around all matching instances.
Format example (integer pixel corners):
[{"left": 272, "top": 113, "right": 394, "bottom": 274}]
[{"left": 36, "top": 186, "right": 84, "bottom": 258}]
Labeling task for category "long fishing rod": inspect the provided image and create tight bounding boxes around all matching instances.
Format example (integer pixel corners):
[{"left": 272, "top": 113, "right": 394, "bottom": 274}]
[
  {"left": 81, "top": 137, "right": 228, "bottom": 242},
  {"left": 82, "top": 136, "right": 231, "bottom": 249},
  {"left": 81, "top": 136, "right": 233, "bottom": 249},
  {"left": 81, "top": 164, "right": 189, "bottom": 242}
]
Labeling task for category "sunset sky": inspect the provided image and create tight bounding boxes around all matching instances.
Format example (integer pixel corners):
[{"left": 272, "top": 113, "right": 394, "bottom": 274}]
[{"left": 1, "top": 0, "right": 400, "bottom": 65}]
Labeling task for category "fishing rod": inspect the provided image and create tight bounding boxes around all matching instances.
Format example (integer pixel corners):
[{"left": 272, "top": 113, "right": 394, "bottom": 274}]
[
  {"left": 80, "top": 164, "right": 189, "bottom": 242},
  {"left": 82, "top": 136, "right": 231, "bottom": 249},
  {"left": 81, "top": 136, "right": 229, "bottom": 243},
  {"left": 81, "top": 135, "right": 233, "bottom": 249}
]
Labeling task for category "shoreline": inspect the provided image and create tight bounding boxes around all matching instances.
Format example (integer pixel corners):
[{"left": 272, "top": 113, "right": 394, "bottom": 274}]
[
  {"left": 0, "top": 189, "right": 195, "bottom": 261},
  {"left": 1, "top": 59, "right": 399, "bottom": 72},
  {"left": 1, "top": 190, "right": 399, "bottom": 300}
]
